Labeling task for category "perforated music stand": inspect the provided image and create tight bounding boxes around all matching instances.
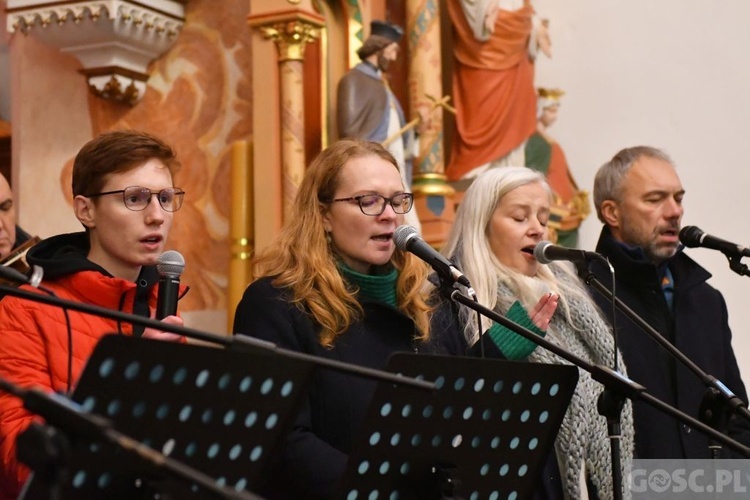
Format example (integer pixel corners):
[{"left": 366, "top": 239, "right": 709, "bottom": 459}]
[
  {"left": 337, "top": 354, "right": 578, "bottom": 500},
  {"left": 22, "top": 334, "right": 315, "bottom": 498}
]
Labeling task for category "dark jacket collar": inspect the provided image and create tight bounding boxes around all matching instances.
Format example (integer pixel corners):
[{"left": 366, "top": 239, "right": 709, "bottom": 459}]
[
  {"left": 26, "top": 231, "right": 158, "bottom": 286},
  {"left": 595, "top": 225, "right": 711, "bottom": 290}
]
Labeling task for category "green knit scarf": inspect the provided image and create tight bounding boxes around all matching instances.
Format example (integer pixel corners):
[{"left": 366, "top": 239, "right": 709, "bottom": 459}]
[{"left": 338, "top": 262, "right": 398, "bottom": 307}]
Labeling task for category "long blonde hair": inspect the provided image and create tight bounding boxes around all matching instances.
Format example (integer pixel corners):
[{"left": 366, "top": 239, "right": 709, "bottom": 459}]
[
  {"left": 251, "top": 139, "right": 430, "bottom": 347},
  {"left": 440, "top": 166, "right": 593, "bottom": 344}
]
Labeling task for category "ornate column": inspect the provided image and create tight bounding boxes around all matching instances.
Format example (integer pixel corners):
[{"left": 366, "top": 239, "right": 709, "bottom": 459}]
[
  {"left": 406, "top": 0, "right": 454, "bottom": 246},
  {"left": 249, "top": 10, "right": 323, "bottom": 222}
]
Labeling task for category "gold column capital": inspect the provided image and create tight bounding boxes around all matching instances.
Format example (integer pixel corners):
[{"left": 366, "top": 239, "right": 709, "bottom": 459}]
[{"left": 249, "top": 10, "right": 324, "bottom": 62}]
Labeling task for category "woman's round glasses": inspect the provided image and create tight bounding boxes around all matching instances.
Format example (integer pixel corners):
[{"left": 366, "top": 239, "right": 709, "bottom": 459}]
[
  {"left": 86, "top": 186, "right": 185, "bottom": 212},
  {"left": 327, "top": 193, "right": 413, "bottom": 216}
]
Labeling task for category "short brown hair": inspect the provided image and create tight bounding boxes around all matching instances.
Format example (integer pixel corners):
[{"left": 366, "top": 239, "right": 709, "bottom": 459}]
[{"left": 72, "top": 130, "right": 180, "bottom": 197}]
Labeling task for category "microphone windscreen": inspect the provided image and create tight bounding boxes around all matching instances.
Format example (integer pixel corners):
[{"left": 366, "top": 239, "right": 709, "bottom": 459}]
[
  {"left": 393, "top": 225, "right": 418, "bottom": 251},
  {"left": 533, "top": 241, "right": 553, "bottom": 264},
  {"left": 678, "top": 226, "right": 702, "bottom": 248},
  {"left": 157, "top": 250, "right": 185, "bottom": 276}
]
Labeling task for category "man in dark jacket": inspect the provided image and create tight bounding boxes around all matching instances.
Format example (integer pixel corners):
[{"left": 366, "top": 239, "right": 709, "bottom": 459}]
[{"left": 591, "top": 146, "right": 750, "bottom": 459}]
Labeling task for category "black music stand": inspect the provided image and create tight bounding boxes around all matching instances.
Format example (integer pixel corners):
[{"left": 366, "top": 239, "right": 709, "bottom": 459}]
[
  {"left": 337, "top": 354, "right": 578, "bottom": 500},
  {"left": 21, "top": 334, "right": 315, "bottom": 498}
]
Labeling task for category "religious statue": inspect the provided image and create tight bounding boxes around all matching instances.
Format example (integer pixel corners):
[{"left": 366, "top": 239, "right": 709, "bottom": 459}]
[
  {"left": 525, "top": 88, "right": 590, "bottom": 247},
  {"left": 445, "top": 0, "right": 551, "bottom": 182}
]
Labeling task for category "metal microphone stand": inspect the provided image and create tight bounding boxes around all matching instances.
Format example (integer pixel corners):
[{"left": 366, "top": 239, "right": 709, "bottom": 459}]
[
  {"left": 439, "top": 280, "right": 750, "bottom": 496},
  {"left": 0, "top": 377, "right": 259, "bottom": 500},
  {"left": 577, "top": 259, "right": 750, "bottom": 459}
]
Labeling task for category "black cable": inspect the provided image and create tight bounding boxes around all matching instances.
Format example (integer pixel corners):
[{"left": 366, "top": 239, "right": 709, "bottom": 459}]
[
  {"left": 62, "top": 307, "right": 73, "bottom": 395},
  {"left": 32, "top": 282, "right": 73, "bottom": 395},
  {"left": 474, "top": 294, "right": 484, "bottom": 358}
]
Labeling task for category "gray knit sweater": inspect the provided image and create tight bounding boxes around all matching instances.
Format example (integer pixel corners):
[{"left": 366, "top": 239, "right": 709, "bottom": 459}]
[{"left": 496, "top": 267, "right": 635, "bottom": 499}]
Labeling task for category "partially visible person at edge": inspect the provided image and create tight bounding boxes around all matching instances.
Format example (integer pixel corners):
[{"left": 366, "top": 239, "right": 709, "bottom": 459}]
[
  {"left": 0, "top": 172, "right": 34, "bottom": 261},
  {"left": 0, "top": 130, "right": 188, "bottom": 498},
  {"left": 429, "top": 166, "right": 634, "bottom": 499},
  {"left": 232, "top": 139, "right": 465, "bottom": 499},
  {"left": 592, "top": 146, "right": 750, "bottom": 459}
]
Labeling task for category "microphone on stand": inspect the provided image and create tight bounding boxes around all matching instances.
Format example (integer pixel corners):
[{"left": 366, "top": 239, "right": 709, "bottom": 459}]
[
  {"left": 533, "top": 241, "right": 606, "bottom": 265},
  {"left": 156, "top": 251, "right": 185, "bottom": 319},
  {"left": 393, "top": 225, "right": 472, "bottom": 288},
  {"left": 679, "top": 226, "right": 750, "bottom": 257}
]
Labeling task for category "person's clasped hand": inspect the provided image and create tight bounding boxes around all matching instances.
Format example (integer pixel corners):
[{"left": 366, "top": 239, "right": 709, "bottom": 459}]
[{"left": 142, "top": 313, "right": 185, "bottom": 342}]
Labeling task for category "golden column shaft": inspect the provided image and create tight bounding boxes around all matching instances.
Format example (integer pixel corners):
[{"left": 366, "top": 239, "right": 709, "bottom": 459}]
[{"left": 228, "top": 140, "right": 253, "bottom": 331}]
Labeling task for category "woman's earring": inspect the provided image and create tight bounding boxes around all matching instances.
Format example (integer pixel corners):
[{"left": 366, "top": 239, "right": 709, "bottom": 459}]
[{"left": 325, "top": 231, "right": 332, "bottom": 245}]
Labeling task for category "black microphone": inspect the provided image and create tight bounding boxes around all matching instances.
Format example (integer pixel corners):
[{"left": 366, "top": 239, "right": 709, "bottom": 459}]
[
  {"left": 0, "top": 264, "right": 44, "bottom": 289},
  {"left": 393, "top": 225, "right": 472, "bottom": 288},
  {"left": 0, "top": 265, "right": 32, "bottom": 286},
  {"left": 679, "top": 226, "right": 750, "bottom": 258},
  {"left": 156, "top": 250, "right": 185, "bottom": 319},
  {"left": 533, "top": 241, "right": 605, "bottom": 265}
]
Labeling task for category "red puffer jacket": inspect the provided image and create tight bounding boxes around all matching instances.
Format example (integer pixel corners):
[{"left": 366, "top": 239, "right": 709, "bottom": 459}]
[
  {"left": 0, "top": 271, "right": 157, "bottom": 497},
  {"left": 0, "top": 233, "right": 184, "bottom": 498}
]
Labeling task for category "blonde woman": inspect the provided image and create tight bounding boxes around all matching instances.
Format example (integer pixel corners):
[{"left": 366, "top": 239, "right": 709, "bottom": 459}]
[{"left": 431, "top": 166, "right": 634, "bottom": 499}]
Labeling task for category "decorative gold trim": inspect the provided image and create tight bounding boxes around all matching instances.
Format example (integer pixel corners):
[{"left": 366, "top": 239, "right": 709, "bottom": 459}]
[
  {"left": 85, "top": 75, "right": 141, "bottom": 106},
  {"left": 249, "top": 10, "right": 324, "bottom": 62},
  {"left": 412, "top": 172, "right": 456, "bottom": 197},
  {"left": 319, "top": 20, "right": 329, "bottom": 148},
  {"left": 257, "top": 22, "right": 321, "bottom": 62}
]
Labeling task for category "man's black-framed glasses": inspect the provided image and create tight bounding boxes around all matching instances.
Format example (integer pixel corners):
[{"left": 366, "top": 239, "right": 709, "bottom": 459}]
[
  {"left": 328, "top": 193, "right": 413, "bottom": 216},
  {"left": 86, "top": 186, "right": 185, "bottom": 212}
]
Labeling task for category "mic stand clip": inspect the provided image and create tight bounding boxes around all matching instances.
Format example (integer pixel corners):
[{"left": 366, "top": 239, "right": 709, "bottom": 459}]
[{"left": 726, "top": 253, "right": 750, "bottom": 277}]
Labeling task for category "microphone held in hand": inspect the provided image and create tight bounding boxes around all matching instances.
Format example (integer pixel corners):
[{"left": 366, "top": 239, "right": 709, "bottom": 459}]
[
  {"left": 533, "top": 241, "right": 605, "bottom": 265},
  {"left": 156, "top": 250, "right": 185, "bottom": 319},
  {"left": 393, "top": 225, "right": 472, "bottom": 288},
  {"left": 678, "top": 226, "right": 750, "bottom": 258}
]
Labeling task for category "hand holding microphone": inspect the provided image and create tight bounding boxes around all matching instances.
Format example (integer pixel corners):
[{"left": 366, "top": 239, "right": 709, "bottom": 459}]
[
  {"left": 156, "top": 250, "right": 185, "bottom": 319},
  {"left": 150, "top": 250, "right": 186, "bottom": 342},
  {"left": 143, "top": 314, "right": 185, "bottom": 342}
]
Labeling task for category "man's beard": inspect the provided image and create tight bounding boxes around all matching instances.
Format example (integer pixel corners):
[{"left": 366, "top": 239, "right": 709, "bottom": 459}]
[
  {"left": 620, "top": 215, "right": 680, "bottom": 264},
  {"left": 377, "top": 53, "right": 391, "bottom": 72}
]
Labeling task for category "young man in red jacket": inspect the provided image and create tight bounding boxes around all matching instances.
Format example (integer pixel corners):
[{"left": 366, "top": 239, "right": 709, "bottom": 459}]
[{"left": 0, "top": 130, "right": 186, "bottom": 498}]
